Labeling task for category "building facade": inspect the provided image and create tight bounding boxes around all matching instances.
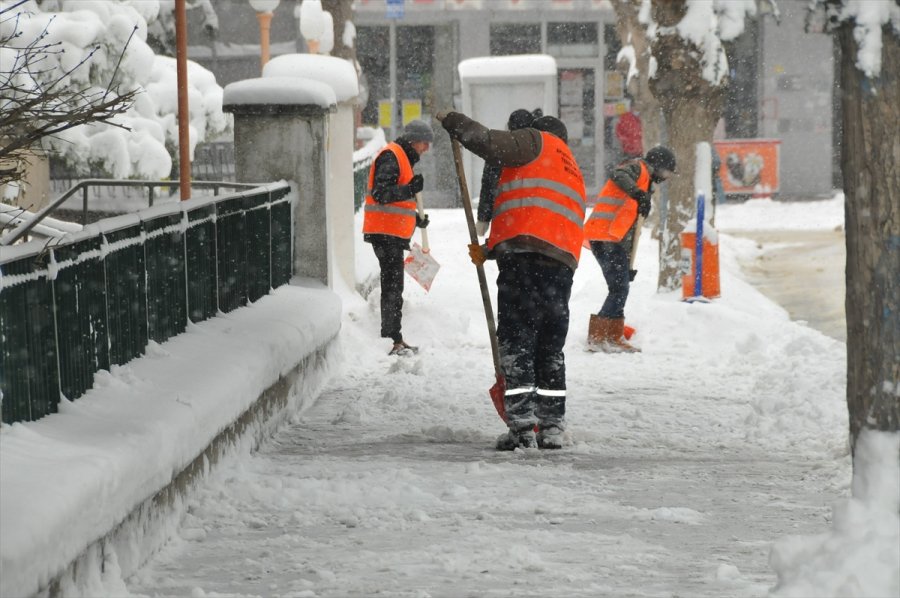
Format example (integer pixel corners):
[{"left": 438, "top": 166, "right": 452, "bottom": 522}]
[{"left": 186, "top": 0, "right": 835, "bottom": 204}]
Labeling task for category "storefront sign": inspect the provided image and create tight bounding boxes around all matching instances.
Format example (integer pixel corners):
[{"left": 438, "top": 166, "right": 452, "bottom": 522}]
[
  {"left": 445, "top": 0, "right": 483, "bottom": 9},
  {"left": 604, "top": 71, "right": 624, "bottom": 100},
  {"left": 386, "top": 0, "right": 404, "bottom": 19},
  {"left": 378, "top": 100, "right": 393, "bottom": 129},
  {"left": 402, "top": 99, "right": 422, "bottom": 125},
  {"left": 713, "top": 139, "right": 781, "bottom": 194},
  {"left": 603, "top": 99, "right": 630, "bottom": 117},
  {"left": 359, "top": 0, "right": 602, "bottom": 10}
]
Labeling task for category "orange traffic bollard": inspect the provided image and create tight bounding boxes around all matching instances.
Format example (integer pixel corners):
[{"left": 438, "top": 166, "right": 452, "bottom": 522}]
[{"left": 681, "top": 231, "right": 720, "bottom": 300}]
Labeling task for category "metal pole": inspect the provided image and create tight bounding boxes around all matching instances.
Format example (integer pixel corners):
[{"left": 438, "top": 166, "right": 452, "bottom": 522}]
[
  {"left": 175, "top": 0, "right": 191, "bottom": 200},
  {"left": 389, "top": 20, "right": 397, "bottom": 140},
  {"left": 256, "top": 11, "right": 274, "bottom": 72}
]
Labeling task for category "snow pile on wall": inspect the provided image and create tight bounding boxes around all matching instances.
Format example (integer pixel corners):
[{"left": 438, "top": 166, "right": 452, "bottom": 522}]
[{"left": 263, "top": 53, "right": 359, "bottom": 103}]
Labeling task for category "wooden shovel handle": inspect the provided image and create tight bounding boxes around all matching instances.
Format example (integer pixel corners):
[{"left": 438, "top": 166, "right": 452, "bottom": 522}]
[
  {"left": 451, "top": 139, "right": 502, "bottom": 376},
  {"left": 629, "top": 215, "right": 644, "bottom": 269},
  {"left": 414, "top": 192, "right": 429, "bottom": 252}
]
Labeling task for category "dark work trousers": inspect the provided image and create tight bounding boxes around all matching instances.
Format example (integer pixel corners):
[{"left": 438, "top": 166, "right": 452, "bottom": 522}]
[
  {"left": 590, "top": 233, "right": 633, "bottom": 319},
  {"left": 372, "top": 241, "right": 405, "bottom": 343},
  {"left": 495, "top": 253, "right": 574, "bottom": 431}
]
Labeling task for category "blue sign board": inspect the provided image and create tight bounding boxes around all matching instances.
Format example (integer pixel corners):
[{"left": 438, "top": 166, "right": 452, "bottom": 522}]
[{"left": 386, "top": 0, "right": 404, "bottom": 20}]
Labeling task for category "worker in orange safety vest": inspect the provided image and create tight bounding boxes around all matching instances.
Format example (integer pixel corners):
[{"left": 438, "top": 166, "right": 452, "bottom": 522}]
[
  {"left": 583, "top": 146, "right": 676, "bottom": 352},
  {"left": 362, "top": 120, "right": 433, "bottom": 356},
  {"left": 438, "top": 109, "right": 586, "bottom": 451}
]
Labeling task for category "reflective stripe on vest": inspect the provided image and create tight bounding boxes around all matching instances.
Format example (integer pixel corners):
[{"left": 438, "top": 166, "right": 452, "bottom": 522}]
[
  {"left": 584, "top": 160, "right": 650, "bottom": 243},
  {"left": 362, "top": 142, "right": 417, "bottom": 239},
  {"left": 487, "top": 132, "right": 586, "bottom": 262}
]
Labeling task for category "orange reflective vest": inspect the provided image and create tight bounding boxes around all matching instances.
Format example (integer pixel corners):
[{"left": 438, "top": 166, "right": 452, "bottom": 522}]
[
  {"left": 584, "top": 160, "right": 650, "bottom": 243},
  {"left": 362, "top": 143, "right": 417, "bottom": 239},
  {"left": 488, "top": 132, "right": 586, "bottom": 262}
]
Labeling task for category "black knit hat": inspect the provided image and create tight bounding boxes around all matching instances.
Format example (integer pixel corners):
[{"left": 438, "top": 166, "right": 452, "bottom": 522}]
[
  {"left": 645, "top": 145, "right": 677, "bottom": 173},
  {"left": 507, "top": 109, "right": 535, "bottom": 131},
  {"left": 532, "top": 115, "right": 568, "bottom": 143},
  {"left": 403, "top": 119, "right": 434, "bottom": 143}
]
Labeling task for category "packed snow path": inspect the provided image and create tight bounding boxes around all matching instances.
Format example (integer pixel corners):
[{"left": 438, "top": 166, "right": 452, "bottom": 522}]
[{"left": 128, "top": 206, "right": 849, "bottom": 597}]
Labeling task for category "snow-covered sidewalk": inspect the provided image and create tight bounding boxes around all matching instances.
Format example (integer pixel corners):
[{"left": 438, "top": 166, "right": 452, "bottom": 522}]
[
  {"left": 3, "top": 194, "right": 896, "bottom": 597},
  {"left": 123, "top": 196, "right": 893, "bottom": 597}
]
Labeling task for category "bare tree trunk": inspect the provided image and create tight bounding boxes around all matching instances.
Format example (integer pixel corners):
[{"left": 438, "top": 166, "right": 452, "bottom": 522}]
[
  {"left": 839, "top": 24, "right": 900, "bottom": 457},
  {"left": 321, "top": 0, "right": 364, "bottom": 141},
  {"left": 649, "top": 0, "right": 725, "bottom": 290},
  {"left": 611, "top": 0, "right": 665, "bottom": 234},
  {"left": 610, "top": 0, "right": 662, "bottom": 149},
  {"left": 321, "top": 0, "right": 355, "bottom": 62}
]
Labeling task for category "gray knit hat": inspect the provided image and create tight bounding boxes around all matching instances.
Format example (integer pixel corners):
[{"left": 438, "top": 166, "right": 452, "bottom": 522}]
[{"left": 403, "top": 119, "right": 434, "bottom": 143}]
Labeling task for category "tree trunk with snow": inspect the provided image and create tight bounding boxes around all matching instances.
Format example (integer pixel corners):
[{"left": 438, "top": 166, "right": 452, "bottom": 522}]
[
  {"left": 838, "top": 24, "right": 900, "bottom": 456},
  {"left": 611, "top": 0, "right": 662, "bottom": 151},
  {"left": 649, "top": 0, "right": 725, "bottom": 291},
  {"left": 322, "top": 0, "right": 355, "bottom": 62},
  {"left": 611, "top": 0, "right": 666, "bottom": 234}
]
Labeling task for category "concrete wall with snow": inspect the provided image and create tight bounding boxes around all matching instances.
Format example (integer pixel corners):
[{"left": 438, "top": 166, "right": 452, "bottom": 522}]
[{"left": 224, "top": 55, "right": 360, "bottom": 291}]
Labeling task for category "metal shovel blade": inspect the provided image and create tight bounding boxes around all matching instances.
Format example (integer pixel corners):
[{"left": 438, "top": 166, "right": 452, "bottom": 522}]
[
  {"left": 404, "top": 242, "right": 440, "bottom": 291},
  {"left": 489, "top": 373, "right": 507, "bottom": 421}
]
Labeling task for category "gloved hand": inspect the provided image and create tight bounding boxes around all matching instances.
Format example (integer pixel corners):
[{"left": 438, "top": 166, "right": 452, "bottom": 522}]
[
  {"left": 407, "top": 174, "right": 424, "bottom": 195},
  {"left": 416, "top": 213, "right": 430, "bottom": 229},
  {"left": 468, "top": 243, "right": 487, "bottom": 266},
  {"left": 634, "top": 190, "right": 651, "bottom": 218},
  {"left": 629, "top": 269, "right": 638, "bottom": 282},
  {"left": 474, "top": 220, "right": 489, "bottom": 237}
]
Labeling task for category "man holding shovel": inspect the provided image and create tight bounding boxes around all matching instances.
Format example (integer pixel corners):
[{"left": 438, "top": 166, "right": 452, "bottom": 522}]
[
  {"left": 583, "top": 146, "right": 676, "bottom": 352},
  {"left": 438, "top": 110, "right": 586, "bottom": 450},
  {"left": 362, "top": 120, "right": 433, "bottom": 356}
]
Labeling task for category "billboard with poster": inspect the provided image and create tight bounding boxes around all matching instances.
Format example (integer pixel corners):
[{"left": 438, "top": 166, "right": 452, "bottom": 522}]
[{"left": 714, "top": 139, "right": 781, "bottom": 195}]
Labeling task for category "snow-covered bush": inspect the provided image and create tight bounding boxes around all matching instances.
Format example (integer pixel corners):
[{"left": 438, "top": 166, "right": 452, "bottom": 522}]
[{"left": 1, "top": 0, "right": 228, "bottom": 180}]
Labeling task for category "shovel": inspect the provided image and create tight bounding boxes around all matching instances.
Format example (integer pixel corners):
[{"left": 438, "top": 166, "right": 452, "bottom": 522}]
[
  {"left": 450, "top": 139, "right": 506, "bottom": 421},
  {"left": 403, "top": 192, "right": 440, "bottom": 291},
  {"left": 624, "top": 214, "right": 644, "bottom": 338}
]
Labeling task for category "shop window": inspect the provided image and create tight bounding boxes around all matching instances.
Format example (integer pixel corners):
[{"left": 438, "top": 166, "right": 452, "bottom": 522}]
[
  {"left": 357, "top": 25, "right": 434, "bottom": 128},
  {"left": 490, "top": 23, "right": 541, "bottom": 56},
  {"left": 548, "top": 22, "right": 599, "bottom": 58}
]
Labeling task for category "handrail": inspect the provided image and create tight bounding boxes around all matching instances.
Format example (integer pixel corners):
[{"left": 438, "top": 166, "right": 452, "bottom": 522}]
[{"left": 1, "top": 179, "right": 258, "bottom": 246}]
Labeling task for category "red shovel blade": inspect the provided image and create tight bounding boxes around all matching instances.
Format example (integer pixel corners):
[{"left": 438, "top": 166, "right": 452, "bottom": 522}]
[{"left": 489, "top": 373, "right": 506, "bottom": 422}]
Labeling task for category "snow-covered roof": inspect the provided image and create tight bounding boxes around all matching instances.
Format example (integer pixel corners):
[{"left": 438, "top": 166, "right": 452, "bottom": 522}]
[
  {"left": 458, "top": 55, "right": 557, "bottom": 81},
  {"left": 223, "top": 77, "right": 337, "bottom": 109},
  {"left": 263, "top": 54, "right": 359, "bottom": 103}
]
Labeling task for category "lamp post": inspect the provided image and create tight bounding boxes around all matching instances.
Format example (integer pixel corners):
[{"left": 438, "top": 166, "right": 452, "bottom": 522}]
[
  {"left": 249, "top": 0, "right": 280, "bottom": 72},
  {"left": 298, "top": 0, "right": 326, "bottom": 54}
]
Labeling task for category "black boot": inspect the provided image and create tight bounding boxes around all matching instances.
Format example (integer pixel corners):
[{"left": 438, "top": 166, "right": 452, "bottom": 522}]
[{"left": 495, "top": 428, "right": 537, "bottom": 451}]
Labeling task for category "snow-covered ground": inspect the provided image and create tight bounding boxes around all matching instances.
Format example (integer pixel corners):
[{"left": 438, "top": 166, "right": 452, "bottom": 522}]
[{"left": 2, "top": 194, "right": 897, "bottom": 597}]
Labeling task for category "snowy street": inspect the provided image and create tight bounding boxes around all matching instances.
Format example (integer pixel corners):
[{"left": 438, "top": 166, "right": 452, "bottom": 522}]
[{"left": 125, "top": 198, "right": 856, "bottom": 598}]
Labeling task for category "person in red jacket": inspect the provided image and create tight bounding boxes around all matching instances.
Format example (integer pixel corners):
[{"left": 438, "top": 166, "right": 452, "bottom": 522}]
[
  {"left": 583, "top": 146, "right": 676, "bottom": 352},
  {"left": 362, "top": 120, "right": 433, "bottom": 356},
  {"left": 438, "top": 110, "right": 586, "bottom": 450},
  {"left": 614, "top": 109, "right": 643, "bottom": 159}
]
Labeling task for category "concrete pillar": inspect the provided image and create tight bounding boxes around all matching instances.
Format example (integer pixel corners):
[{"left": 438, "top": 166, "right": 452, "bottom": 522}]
[
  {"left": 224, "top": 52, "right": 360, "bottom": 291},
  {"left": 224, "top": 99, "right": 332, "bottom": 285},
  {"left": 325, "top": 101, "right": 357, "bottom": 294}
]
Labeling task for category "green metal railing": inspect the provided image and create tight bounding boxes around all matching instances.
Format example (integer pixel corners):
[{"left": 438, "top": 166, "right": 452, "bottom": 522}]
[{"left": 0, "top": 182, "right": 292, "bottom": 424}]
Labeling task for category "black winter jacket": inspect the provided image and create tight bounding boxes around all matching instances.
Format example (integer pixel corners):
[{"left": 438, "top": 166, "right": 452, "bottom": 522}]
[{"left": 364, "top": 136, "right": 422, "bottom": 249}]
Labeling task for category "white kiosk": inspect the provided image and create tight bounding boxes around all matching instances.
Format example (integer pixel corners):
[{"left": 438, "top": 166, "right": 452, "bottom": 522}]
[{"left": 458, "top": 55, "right": 558, "bottom": 200}]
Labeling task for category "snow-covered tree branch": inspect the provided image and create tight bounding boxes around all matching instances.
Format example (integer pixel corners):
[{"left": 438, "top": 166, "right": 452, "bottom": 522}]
[
  {"left": 0, "top": 4, "right": 138, "bottom": 187},
  {"left": 0, "top": 0, "right": 228, "bottom": 186}
]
